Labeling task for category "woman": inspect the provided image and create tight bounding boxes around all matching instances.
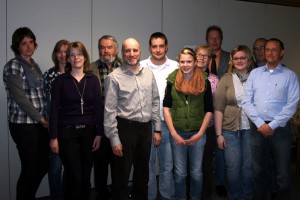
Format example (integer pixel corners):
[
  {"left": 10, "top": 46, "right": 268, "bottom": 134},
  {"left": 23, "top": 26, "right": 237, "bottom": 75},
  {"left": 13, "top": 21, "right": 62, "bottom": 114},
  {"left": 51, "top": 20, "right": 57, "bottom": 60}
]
[
  {"left": 214, "top": 45, "right": 254, "bottom": 200},
  {"left": 163, "top": 48, "right": 213, "bottom": 200},
  {"left": 49, "top": 41, "right": 103, "bottom": 200},
  {"left": 3, "top": 27, "right": 49, "bottom": 200},
  {"left": 43, "top": 39, "right": 70, "bottom": 200},
  {"left": 195, "top": 44, "right": 219, "bottom": 199}
]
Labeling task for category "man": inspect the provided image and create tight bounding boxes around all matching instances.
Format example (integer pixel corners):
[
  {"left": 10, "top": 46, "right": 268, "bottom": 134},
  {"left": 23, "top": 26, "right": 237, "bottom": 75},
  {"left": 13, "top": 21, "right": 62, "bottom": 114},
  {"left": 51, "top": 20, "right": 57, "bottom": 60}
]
[
  {"left": 242, "top": 38, "right": 300, "bottom": 200},
  {"left": 205, "top": 25, "right": 230, "bottom": 196},
  {"left": 205, "top": 25, "right": 230, "bottom": 79},
  {"left": 3, "top": 27, "right": 49, "bottom": 200},
  {"left": 253, "top": 38, "right": 267, "bottom": 67},
  {"left": 140, "top": 32, "right": 178, "bottom": 200},
  {"left": 90, "top": 35, "right": 122, "bottom": 200},
  {"left": 104, "top": 38, "right": 161, "bottom": 200}
]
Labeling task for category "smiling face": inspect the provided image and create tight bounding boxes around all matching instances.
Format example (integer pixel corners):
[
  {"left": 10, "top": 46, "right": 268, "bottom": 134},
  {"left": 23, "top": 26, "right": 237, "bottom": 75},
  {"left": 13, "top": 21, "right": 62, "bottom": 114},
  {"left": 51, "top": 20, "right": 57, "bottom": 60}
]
[
  {"left": 68, "top": 47, "right": 85, "bottom": 69},
  {"left": 196, "top": 48, "right": 210, "bottom": 71},
  {"left": 265, "top": 40, "right": 284, "bottom": 69},
  {"left": 232, "top": 51, "right": 248, "bottom": 73},
  {"left": 18, "top": 36, "right": 35, "bottom": 60},
  {"left": 122, "top": 38, "right": 140, "bottom": 67},
  {"left": 179, "top": 54, "right": 196, "bottom": 76},
  {"left": 253, "top": 39, "right": 266, "bottom": 65}
]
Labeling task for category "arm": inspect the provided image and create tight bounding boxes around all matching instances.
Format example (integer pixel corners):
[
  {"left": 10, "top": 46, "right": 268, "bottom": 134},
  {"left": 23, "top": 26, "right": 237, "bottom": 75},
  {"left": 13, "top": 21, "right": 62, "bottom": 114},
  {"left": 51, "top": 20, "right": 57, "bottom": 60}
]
[
  {"left": 103, "top": 75, "right": 123, "bottom": 156},
  {"left": 151, "top": 74, "right": 162, "bottom": 147}
]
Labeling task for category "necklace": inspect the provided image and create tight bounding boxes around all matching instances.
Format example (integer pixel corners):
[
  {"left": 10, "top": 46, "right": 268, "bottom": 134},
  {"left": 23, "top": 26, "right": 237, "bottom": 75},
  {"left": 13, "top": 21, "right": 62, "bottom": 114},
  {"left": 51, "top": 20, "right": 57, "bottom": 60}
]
[{"left": 72, "top": 76, "right": 86, "bottom": 115}]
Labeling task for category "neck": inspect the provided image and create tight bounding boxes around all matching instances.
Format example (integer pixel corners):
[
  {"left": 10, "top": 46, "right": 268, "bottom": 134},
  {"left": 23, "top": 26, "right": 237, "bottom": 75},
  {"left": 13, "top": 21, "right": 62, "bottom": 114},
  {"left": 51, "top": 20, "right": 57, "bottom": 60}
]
[
  {"left": 183, "top": 72, "right": 193, "bottom": 81},
  {"left": 129, "top": 65, "right": 139, "bottom": 74},
  {"left": 58, "top": 64, "right": 65, "bottom": 73},
  {"left": 213, "top": 49, "right": 221, "bottom": 55},
  {"left": 150, "top": 56, "right": 167, "bottom": 66},
  {"left": 236, "top": 69, "right": 248, "bottom": 76},
  {"left": 21, "top": 55, "right": 32, "bottom": 63},
  {"left": 257, "top": 60, "right": 266, "bottom": 67},
  {"left": 267, "top": 62, "right": 280, "bottom": 70},
  {"left": 71, "top": 68, "right": 84, "bottom": 81}
]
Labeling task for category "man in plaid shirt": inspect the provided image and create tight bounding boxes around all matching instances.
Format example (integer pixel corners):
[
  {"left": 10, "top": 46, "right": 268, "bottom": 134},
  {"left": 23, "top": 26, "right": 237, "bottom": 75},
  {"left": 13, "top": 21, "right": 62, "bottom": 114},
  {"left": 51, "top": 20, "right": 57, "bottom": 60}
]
[{"left": 90, "top": 35, "right": 122, "bottom": 200}]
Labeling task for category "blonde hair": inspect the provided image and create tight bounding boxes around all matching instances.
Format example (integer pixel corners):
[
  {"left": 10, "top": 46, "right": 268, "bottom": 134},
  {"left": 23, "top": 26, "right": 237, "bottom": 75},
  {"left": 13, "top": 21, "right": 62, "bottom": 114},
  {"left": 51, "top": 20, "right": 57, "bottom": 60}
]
[{"left": 228, "top": 45, "right": 254, "bottom": 74}]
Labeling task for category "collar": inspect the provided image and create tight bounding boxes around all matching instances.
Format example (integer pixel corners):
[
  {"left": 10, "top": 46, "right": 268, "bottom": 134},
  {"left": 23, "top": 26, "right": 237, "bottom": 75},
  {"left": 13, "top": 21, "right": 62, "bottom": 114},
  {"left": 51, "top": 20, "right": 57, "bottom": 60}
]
[
  {"left": 122, "top": 63, "right": 143, "bottom": 75},
  {"left": 262, "top": 63, "right": 284, "bottom": 73}
]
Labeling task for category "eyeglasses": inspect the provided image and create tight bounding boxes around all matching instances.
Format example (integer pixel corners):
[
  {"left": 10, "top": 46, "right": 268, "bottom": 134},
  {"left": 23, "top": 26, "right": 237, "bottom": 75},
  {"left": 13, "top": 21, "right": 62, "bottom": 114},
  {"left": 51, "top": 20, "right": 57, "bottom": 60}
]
[
  {"left": 196, "top": 54, "right": 209, "bottom": 59},
  {"left": 253, "top": 46, "right": 265, "bottom": 51},
  {"left": 233, "top": 57, "right": 247, "bottom": 61},
  {"left": 69, "top": 52, "right": 84, "bottom": 57}
]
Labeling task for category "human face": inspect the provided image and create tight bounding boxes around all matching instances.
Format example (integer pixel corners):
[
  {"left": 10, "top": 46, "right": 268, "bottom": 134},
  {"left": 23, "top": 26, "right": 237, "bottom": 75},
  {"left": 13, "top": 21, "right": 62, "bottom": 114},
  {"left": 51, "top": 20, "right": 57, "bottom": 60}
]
[
  {"left": 196, "top": 49, "right": 210, "bottom": 71},
  {"left": 265, "top": 41, "right": 284, "bottom": 69},
  {"left": 206, "top": 30, "right": 222, "bottom": 52},
  {"left": 99, "top": 39, "right": 118, "bottom": 63},
  {"left": 122, "top": 39, "right": 140, "bottom": 67},
  {"left": 232, "top": 51, "right": 248, "bottom": 74},
  {"left": 56, "top": 45, "right": 68, "bottom": 66},
  {"left": 232, "top": 51, "right": 249, "bottom": 74},
  {"left": 18, "top": 37, "right": 35, "bottom": 59},
  {"left": 68, "top": 47, "right": 85, "bottom": 69},
  {"left": 253, "top": 39, "right": 266, "bottom": 63},
  {"left": 179, "top": 54, "right": 196, "bottom": 77},
  {"left": 149, "top": 38, "right": 168, "bottom": 62}
]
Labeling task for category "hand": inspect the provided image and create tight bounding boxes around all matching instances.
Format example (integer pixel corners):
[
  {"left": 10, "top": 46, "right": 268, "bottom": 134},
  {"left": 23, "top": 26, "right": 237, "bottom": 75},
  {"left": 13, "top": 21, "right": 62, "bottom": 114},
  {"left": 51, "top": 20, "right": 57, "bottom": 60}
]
[
  {"left": 217, "top": 135, "right": 227, "bottom": 150},
  {"left": 112, "top": 144, "right": 123, "bottom": 157},
  {"left": 185, "top": 133, "right": 202, "bottom": 146},
  {"left": 153, "top": 132, "right": 162, "bottom": 147},
  {"left": 258, "top": 124, "right": 274, "bottom": 138},
  {"left": 92, "top": 136, "right": 101, "bottom": 152},
  {"left": 50, "top": 138, "right": 59, "bottom": 154},
  {"left": 40, "top": 116, "right": 49, "bottom": 128},
  {"left": 172, "top": 133, "right": 186, "bottom": 146}
]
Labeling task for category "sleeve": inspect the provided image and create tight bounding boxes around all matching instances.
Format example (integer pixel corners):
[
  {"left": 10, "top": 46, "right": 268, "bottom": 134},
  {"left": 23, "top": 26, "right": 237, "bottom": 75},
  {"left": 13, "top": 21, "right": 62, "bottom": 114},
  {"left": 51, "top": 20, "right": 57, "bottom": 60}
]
[
  {"left": 6, "top": 74, "right": 43, "bottom": 121},
  {"left": 163, "top": 83, "right": 172, "bottom": 108},
  {"left": 151, "top": 74, "right": 162, "bottom": 132},
  {"left": 103, "top": 74, "right": 121, "bottom": 147},
  {"left": 204, "top": 79, "right": 213, "bottom": 113},
  {"left": 214, "top": 75, "right": 229, "bottom": 114}
]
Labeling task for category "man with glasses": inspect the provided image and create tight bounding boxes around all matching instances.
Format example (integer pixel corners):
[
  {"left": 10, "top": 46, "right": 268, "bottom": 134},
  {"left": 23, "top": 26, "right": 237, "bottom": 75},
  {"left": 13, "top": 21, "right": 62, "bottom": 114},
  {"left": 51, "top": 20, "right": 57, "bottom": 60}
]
[{"left": 252, "top": 38, "right": 267, "bottom": 68}]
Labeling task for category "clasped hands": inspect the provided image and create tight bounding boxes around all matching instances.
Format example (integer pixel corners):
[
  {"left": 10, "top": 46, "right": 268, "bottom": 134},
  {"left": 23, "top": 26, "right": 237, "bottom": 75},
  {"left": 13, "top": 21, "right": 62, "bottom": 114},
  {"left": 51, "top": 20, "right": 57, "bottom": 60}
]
[{"left": 258, "top": 123, "right": 274, "bottom": 138}]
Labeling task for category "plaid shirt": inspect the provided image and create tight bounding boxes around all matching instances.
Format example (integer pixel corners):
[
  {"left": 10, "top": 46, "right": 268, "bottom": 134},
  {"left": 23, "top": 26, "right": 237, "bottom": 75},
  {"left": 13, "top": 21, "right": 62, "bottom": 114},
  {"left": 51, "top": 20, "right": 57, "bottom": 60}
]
[
  {"left": 3, "top": 58, "right": 46, "bottom": 123},
  {"left": 90, "top": 58, "right": 122, "bottom": 99}
]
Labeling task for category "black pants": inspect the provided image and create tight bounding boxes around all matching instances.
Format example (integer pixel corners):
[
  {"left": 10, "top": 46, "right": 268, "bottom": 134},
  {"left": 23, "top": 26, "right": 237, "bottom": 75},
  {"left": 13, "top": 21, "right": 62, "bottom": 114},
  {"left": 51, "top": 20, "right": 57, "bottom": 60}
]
[
  {"left": 9, "top": 123, "right": 49, "bottom": 200},
  {"left": 58, "top": 125, "right": 95, "bottom": 200},
  {"left": 93, "top": 136, "right": 114, "bottom": 199},
  {"left": 113, "top": 117, "right": 152, "bottom": 200}
]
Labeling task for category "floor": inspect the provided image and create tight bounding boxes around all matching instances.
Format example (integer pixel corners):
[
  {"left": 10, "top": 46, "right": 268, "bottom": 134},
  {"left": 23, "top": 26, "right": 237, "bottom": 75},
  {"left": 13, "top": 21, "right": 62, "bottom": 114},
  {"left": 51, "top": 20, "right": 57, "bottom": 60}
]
[{"left": 39, "top": 148, "right": 300, "bottom": 200}]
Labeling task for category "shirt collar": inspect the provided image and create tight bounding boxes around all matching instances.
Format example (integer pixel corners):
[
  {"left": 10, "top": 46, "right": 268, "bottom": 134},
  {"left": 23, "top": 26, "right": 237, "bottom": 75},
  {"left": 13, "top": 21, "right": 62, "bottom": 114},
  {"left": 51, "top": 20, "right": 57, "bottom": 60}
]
[
  {"left": 122, "top": 63, "right": 143, "bottom": 75},
  {"left": 262, "top": 63, "right": 284, "bottom": 73}
]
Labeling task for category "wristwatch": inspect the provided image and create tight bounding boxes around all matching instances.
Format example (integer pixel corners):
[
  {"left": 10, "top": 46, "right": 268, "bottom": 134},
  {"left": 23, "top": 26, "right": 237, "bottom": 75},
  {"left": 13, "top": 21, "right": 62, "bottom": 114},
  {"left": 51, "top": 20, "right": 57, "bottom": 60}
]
[{"left": 216, "top": 134, "right": 223, "bottom": 138}]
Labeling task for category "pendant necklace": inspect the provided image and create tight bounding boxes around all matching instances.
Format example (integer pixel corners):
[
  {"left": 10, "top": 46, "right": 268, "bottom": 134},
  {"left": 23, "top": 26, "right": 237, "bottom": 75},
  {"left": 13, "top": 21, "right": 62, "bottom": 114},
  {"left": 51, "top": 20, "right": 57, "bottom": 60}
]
[{"left": 72, "top": 76, "right": 86, "bottom": 115}]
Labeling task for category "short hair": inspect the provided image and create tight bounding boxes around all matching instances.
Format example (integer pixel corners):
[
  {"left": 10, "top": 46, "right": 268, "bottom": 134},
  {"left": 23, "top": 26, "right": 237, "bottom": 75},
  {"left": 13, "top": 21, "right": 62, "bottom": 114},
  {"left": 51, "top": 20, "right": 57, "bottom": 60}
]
[
  {"left": 66, "top": 41, "right": 91, "bottom": 73},
  {"left": 52, "top": 39, "right": 70, "bottom": 71},
  {"left": 11, "top": 27, "right": 38, "bottom": 54},
  {"left": 98, "top": 35, "right": 119, "bottom": 50},
  {"left": 194, "top": 44, "right": 213, "bottom": 58},
  {"left": 228, "top": 45, "right": 255, "bottom": 74},
  {"left": 149, "top": 32, "right": 168, "bottom": 46},
  {"left": 177, "top": 47, "right": 196, "bottom": 62},
  {"left": 266, "top": 38, "right": 284, "bottom": 50},
  {"left": 205, "top": 25, "right": 223, "bottom": 41}
]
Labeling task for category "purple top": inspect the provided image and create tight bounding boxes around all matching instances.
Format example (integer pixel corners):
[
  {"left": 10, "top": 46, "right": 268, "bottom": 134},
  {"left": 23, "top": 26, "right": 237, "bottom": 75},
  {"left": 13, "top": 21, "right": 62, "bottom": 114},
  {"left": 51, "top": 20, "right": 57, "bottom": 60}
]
[{"left": 49, "top": 72, "right": 104, "bottom": 139}]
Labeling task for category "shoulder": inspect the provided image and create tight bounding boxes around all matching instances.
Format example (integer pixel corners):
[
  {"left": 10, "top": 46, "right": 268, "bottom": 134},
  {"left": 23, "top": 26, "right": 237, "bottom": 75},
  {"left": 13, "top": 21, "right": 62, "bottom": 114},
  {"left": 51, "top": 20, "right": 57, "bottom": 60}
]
[
  {"left": 166, "top": 69, "right": 178, "bottom": 84},
  {"left": 166, "top": 57, "right": 179, "bottom": 69},
  {"left": 139, "top": 58, "right": 150, "bottom": 67}
]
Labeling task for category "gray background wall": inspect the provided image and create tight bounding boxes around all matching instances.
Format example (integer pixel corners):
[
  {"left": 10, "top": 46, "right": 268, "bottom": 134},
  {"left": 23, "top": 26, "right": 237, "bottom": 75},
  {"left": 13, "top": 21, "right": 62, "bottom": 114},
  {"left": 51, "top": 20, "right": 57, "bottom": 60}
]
[{"left": 1, "top": 0, "right": 299, "bottom": 199}]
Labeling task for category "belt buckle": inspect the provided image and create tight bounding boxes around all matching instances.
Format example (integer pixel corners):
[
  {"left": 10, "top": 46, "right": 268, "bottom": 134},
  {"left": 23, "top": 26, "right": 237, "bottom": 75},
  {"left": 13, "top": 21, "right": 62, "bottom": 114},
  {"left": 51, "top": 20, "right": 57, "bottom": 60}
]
[{"left": 75, "top": 124, "right": 85, "bottom": 129}]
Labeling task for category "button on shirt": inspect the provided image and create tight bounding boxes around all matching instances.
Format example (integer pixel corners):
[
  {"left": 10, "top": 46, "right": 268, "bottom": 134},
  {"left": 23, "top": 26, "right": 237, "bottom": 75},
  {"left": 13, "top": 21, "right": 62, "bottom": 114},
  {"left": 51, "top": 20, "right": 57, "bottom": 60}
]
[
  {"left": 242, "top": 64, "right": 300, "bottom": 130},
  {"left": 104, "top": 64, "right": 161, "bottom": 147}
]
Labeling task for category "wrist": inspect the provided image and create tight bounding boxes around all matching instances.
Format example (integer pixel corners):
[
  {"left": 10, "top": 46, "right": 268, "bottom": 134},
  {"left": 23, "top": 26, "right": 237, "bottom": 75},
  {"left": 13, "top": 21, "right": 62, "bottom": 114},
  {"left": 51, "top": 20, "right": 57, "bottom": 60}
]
[{"left": 216, "top": 133, "right": 223, "bottom": 138}]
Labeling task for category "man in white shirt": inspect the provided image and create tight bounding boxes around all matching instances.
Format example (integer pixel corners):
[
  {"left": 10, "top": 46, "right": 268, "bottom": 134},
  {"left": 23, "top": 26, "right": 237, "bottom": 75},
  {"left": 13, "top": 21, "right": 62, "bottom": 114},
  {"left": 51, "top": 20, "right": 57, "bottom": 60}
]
[{"left": 140, "top": 32, "right": 178, "bottom": 200}]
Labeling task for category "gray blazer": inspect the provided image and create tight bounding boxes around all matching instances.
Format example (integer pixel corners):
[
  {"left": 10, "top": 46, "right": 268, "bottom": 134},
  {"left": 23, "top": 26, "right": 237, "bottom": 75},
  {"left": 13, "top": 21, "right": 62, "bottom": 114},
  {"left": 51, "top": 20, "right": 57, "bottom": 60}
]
[{"left": 217, "top": 50, "right": 230, "bottom": 79}]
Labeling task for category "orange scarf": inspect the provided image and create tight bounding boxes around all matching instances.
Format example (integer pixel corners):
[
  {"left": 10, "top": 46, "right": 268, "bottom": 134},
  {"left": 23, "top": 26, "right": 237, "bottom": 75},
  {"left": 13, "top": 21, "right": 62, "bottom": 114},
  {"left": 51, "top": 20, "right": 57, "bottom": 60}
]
[{"left": 175, "top": 67, "right": 205, "bottom": 96}]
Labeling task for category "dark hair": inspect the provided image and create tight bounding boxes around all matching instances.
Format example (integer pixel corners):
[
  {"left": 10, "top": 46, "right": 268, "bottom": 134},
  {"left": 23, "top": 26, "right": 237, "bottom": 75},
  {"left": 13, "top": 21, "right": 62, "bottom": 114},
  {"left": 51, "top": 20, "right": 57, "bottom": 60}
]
[
  {"left": 66, "top": 41, "right": 91, "bottom": 73},
  {"left": 149, "top": 32, "right": 168, "bottom": 46},
  {"left": 52, "top": 39, "right": 70, "bottom": 71},
  {"left": 266, "top": 38, "right": 284, "bottom": 50},
  {"left": 98, "top": 35, "right": 119, "bottom": 50},
  {"left": 205, "top": 25, "right": 223, "bottom": 41},
  {"left": 11, "top": 27, "right": 38, "bottom": 54}
]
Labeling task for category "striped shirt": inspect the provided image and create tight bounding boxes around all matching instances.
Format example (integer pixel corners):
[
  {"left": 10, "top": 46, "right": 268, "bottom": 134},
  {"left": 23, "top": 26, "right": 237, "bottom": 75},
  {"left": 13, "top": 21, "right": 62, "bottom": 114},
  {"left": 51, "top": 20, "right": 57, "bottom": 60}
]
[
  {"left": 104, "top": 63, "right": 161, "bottom": 147},
  {"left": 3, "top": 58, "right": 46, "bottom": 123}
]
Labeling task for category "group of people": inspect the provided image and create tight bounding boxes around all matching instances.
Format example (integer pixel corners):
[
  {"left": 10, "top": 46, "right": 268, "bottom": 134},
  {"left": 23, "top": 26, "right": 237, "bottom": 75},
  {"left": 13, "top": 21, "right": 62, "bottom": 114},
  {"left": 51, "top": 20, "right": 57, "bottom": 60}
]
[{"left": 3, "top": 25, "right": 299, "bottom": 200}]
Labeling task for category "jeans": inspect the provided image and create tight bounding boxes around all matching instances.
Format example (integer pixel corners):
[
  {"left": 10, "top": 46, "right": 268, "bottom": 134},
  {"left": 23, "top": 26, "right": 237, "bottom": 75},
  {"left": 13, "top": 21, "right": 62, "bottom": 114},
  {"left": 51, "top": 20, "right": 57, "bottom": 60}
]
[
  {"left": 48, "top": 151, "right": 64, "bottom": 200},
  {"left": 250, "top": 122, "right": 292, "bottom": 200},
  {"left": 215, "top": 147, "right": 226, "bottom": 186},
  {"left": 58, "top": 125, "right": 96, "bottom": 200},
  {"left": 148, "top": 121, "right": 175, "bottom": 200},
  {"left": 113, "top": 117, "right": 152, "bottom": 200},
  {"left": 171, "top": 130, "right": 206, "bottom": 200},
  {"left": 223, "top": 129, "right": 252, "bottom": 200},
  {"left": 93, "top": 136, "right": 114, "bottom": 200},
  {"left": 9, "top": 123, "right": 49, "bottom": 200}
]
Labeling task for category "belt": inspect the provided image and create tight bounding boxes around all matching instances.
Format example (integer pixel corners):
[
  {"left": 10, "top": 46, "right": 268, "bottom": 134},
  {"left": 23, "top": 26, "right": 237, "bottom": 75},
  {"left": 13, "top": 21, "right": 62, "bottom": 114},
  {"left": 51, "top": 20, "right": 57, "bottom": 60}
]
[
  {"left": 116, "top": 116, "right": 150, "bottom": 125},
  {"left": 60, "top": 124, "right": 87, "bottom": 129}
]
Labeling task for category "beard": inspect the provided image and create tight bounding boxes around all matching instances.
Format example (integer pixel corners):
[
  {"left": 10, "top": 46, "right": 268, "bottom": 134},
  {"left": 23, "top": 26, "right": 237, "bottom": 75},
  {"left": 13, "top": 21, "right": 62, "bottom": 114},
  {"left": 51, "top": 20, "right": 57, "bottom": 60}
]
[{"left": 100, "top": 54, "right": 116, "bottom": 64}]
